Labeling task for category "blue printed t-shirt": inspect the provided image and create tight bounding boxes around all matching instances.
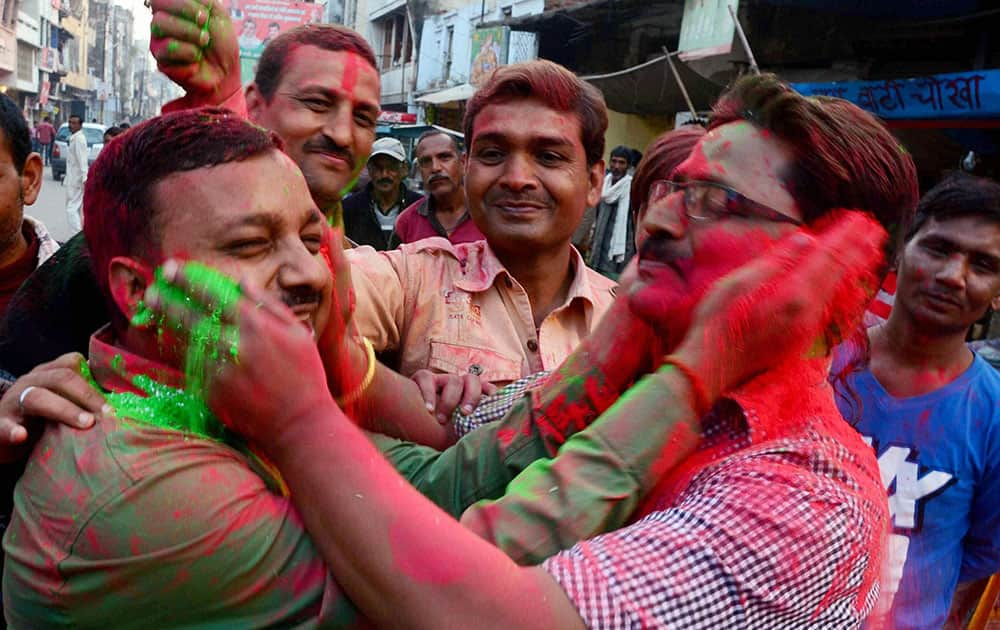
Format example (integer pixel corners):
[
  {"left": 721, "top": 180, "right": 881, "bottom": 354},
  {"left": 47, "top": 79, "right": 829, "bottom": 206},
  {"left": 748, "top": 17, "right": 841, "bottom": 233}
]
[{"left": 832, "top": 347, "right": 1000, "bottom": 630}]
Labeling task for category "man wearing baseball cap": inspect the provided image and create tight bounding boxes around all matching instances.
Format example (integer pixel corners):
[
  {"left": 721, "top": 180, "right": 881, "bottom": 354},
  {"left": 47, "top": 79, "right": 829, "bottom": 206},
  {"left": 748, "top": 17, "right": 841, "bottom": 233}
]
[{"left": 343, "top": 137, "right": 423, "bottom": 250}]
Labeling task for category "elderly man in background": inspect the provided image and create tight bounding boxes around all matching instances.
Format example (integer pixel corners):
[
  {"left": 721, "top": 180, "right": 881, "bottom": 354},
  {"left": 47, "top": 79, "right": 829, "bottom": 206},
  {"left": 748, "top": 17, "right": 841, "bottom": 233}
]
[{"left": 342, "top": 137, "right": 423, "bottom": 249}]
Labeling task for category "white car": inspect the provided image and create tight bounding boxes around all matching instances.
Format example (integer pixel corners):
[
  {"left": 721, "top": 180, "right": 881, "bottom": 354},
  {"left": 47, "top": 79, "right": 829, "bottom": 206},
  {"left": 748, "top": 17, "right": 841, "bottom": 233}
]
[{"left": 51, "top": 122, "right": 107, "bottom": 181}]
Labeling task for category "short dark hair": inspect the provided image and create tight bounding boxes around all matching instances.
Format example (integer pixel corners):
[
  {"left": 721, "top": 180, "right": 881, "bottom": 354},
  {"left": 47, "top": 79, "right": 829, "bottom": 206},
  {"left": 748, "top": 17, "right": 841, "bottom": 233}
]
[
  {"left": 609, "top": 145, "right": 631, "bottom": 161},
  {"left": 0, "top": 92, "right": 32, "bottom": 174},
  {"left": 269, "top": 22, "right": 280, "bottom": 29},
  {"left": 464, "top": 60, "right": 608, "bottom": 167},
  {"left": 710, "top": 73, "right": 918, "bottom": 258},
  {"left": 83, "top": 108, "right": 282, "bottom": 326},
  {"left": 103, "top": 125, "right": 123, "bottom": 140},
  {"left": 415, "top": 130, "right": 459, "bottom": 154},
  {"left": 905, "top": 172, "right": 1000, "bottom": 242},
  {"left": 69, "top": 114, "right": 82, "bottom": 124},
  {"left": 254, "top": 24, "right": 378, "bottom": 102}
]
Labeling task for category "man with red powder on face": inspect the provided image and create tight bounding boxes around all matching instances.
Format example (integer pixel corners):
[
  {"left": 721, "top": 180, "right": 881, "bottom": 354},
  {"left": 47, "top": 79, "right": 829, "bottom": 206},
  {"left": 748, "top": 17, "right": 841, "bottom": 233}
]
[{"left": 116, "top": 73, "right": 917, "bottom": 627}]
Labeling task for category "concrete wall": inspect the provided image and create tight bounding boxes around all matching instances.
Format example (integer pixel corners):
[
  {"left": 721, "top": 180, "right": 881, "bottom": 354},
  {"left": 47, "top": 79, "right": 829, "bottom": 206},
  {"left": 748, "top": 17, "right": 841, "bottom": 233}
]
[{"left": 603, "top": 108, "right": 672, "bottom": 164}]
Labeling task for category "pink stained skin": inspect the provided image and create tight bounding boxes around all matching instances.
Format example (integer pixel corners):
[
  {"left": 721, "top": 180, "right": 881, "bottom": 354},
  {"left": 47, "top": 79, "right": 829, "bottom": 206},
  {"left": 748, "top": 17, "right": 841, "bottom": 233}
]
[
  {"left": 628, "top": 120, "right": 804, "bottom": 351},
  {"left": 246, "top": 47, "right": 381, "bottom": 211},
  {"left": 869, "top": 214, "right": 1000, "bottom": 399}
]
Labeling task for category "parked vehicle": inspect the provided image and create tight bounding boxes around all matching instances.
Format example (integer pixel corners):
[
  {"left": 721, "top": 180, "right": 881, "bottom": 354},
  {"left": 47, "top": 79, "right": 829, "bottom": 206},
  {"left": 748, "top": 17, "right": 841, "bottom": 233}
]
[{"left": 51, "top": 123, "right": 107, "bottom": 182}]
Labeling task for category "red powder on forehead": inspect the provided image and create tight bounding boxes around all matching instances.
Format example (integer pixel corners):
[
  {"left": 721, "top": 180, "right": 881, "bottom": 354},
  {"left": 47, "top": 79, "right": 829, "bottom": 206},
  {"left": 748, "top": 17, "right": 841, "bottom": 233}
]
[{"left": 340, "top": 50, "right": 358, "bottom": 96}]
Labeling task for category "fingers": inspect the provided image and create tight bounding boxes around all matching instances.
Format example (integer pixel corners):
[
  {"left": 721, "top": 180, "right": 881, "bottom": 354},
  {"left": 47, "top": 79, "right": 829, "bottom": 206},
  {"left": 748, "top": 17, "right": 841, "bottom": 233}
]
[
  {"left": 17, "top": 385, "right": 98, "bottom": 431},
  {"left": 483, "top": 382, "right": 499, "bottom": 397},
  {"left": 151, "top": 11, "right": 210, "bottom": 48},
  {"left": 155, "top": 260, "right": 243, "bottom": 323},
  {"left": 411, "top": 370, "right": 438, "bottom": 417},
  {"left": 151, "top": 38, "right": 203, "bottom": 66},
  {"left": 457, "top": 374, "right": 483, "bottom": 416},
  {"left": 437, "top": 376, "right": 464, "bottom": 422},
  {"left": 150, "top": 0, "right": 211, "bottom": 26},
  {"left": 0, "top": 417, "right": 28, "bottom": 445}
]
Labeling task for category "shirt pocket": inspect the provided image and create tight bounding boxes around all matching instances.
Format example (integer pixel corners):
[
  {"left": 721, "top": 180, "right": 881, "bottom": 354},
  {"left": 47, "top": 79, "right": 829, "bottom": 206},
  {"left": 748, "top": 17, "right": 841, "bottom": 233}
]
[{"left": 427, "top": 340, "right": 522, "bottom": 383}]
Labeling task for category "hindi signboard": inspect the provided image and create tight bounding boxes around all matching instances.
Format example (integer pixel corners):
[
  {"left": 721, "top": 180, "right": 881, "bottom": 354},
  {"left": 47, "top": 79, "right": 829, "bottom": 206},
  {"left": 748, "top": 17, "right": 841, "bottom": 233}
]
[
  {"left": 233, "top": 0, "right": 325, "bottom": 84},
  {"left": 792, "top": 69, "right": 1000, "bottom": 120},
  {"left": 678, "top": 0, "right": 737, "bottom": 61}
]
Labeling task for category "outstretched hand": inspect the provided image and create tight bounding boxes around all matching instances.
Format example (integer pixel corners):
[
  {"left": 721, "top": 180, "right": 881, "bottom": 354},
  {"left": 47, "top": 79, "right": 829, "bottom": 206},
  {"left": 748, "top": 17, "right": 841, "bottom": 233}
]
[
  {"left": 672, "top": 211, "right": 886, "bottom": 402},
  {"left": 0, "top": 353, "right": 107, "bottom": 464},
  {"left": 150, "top": 0, "right": 241, "bottom": 107}
]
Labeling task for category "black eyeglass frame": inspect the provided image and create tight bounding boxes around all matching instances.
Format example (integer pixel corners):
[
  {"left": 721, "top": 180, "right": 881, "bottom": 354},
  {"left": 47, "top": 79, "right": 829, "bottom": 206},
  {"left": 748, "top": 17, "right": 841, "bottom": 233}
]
[{"left": 647, "top": 179, "right": 803, "bottom": 226}]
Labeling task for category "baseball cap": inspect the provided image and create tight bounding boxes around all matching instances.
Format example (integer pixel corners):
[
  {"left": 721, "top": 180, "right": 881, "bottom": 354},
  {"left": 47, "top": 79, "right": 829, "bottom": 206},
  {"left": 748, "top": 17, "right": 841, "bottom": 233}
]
[{"left": 368, "top": 137, "right": 406, "bottom": 163}]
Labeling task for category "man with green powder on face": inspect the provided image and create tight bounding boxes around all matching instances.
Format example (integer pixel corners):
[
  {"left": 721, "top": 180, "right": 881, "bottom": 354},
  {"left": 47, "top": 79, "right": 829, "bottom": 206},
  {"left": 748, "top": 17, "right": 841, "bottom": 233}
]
[{"left": 2, "top": 100, "right": 885, "bottom": 624}]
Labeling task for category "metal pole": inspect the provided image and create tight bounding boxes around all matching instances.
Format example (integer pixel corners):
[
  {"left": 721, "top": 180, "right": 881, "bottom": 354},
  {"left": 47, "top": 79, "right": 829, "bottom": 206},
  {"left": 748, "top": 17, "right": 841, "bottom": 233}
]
[
  {"left": 727, "top": 4, "right": 760, "bottom": 75},
  {"left": 663, "top": 48, "right": 698, "bottom": 119}
]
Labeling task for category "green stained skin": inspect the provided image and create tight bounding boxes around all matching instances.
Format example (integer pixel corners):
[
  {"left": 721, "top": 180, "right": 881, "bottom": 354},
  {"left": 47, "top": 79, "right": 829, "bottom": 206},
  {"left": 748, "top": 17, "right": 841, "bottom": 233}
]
[
  {"left": 89, "top": 263, "right": 244, "bottom": 443},
  {"left": 167, "top": 41, "right": 179, "bottom": 54}
]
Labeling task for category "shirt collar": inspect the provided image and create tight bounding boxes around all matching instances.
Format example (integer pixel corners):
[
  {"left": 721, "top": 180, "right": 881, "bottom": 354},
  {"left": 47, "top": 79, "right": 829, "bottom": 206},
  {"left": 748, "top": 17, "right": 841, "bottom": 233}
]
[
  {"left": 722, "top": 356, "right": 837, "bottom": 444},
  {"left": 452, "top": 242, "right": 603, "bottom": 312},
  {"left": 88, "top": 324, "right": 184, "bottom": 395}
]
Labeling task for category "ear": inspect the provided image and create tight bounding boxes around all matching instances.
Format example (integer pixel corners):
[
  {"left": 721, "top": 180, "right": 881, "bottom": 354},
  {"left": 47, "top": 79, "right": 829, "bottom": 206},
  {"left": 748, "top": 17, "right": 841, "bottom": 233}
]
[
  {"left": 245, "top": 83, "right": 265, "bottom": 125},
  {"left": 19, "top": 152, "right": 43, "bottom": 206},
  {"left": 108, "top": 256, "right": 153, "bottom": 327},
  {"left": 992, "top": 294, "right": 1000, "bottom": 312},
  {"left": 585, "top": 159, "right": 605, "bottom": 208}
]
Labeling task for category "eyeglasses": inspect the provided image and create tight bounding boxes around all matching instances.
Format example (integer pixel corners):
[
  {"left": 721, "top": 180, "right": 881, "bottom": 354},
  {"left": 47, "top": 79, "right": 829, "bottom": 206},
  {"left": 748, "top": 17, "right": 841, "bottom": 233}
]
[{"left": 647, "top": 180, "right": 802, "bottom": 226}]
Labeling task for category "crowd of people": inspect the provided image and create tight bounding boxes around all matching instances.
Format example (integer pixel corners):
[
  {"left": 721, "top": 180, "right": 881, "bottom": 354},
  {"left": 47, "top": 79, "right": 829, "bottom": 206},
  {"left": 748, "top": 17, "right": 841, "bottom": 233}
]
[{"left": 0, "top": 3, "right": 996, "bottom": 628}]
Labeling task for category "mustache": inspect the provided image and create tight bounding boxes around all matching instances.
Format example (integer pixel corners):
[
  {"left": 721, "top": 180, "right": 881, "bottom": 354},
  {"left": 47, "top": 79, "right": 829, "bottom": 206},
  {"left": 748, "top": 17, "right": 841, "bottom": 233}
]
[
  {"left": 281, "top": 289, "right": 322, "bottom": 309},
  {"left": 638, "top": 237, "right": 675, "bottom": 264},
  {"left": 427, "top": 174, "right": 453, "bottom": 185},
  {"left": 304, "top": 136, "right": 355, "bottom": 169},
  {"left": 375, "top": 177, "right": 396, "bottom": 186}
]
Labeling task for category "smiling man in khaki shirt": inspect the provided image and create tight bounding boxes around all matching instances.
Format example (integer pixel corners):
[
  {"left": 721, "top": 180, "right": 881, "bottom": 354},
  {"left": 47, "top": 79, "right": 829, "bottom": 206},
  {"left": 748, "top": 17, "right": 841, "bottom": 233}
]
[{"left": 348, "top": 61, "right": 617, "bottom": 385}]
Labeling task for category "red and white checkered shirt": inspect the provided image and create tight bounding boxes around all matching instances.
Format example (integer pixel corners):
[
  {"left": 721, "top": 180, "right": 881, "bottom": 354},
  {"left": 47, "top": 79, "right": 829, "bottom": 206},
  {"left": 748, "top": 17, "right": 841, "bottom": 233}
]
[{"left": 542, "top": 364, "right": 889, "bottom": 629}]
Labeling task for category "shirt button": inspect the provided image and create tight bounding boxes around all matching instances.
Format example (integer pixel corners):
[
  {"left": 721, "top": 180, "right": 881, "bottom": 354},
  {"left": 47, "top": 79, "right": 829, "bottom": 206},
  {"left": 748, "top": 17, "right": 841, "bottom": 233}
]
[
  {"left": 526, "top": 339, "right": 539, "bottom": 352},
  {"left": 468, "top": 364, "right": 483, "bottom": 375}
]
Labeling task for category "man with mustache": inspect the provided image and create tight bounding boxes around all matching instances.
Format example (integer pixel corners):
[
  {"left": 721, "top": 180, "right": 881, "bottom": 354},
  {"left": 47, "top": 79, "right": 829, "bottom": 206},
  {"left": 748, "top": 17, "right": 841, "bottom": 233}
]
[
  {"left": 393, "top": 130, "right": 485, "bottom": 245},
  {"left": 346, "top": 62, "right": 617, "bottom": 390},
  {"left": 0, "top": 23, "right": 381, "bottom": 375},
  {"left": 832, "top": 172, "right": 1000, "bottom": 628},
  {"left": 341, "top": 137, "right": 423, "bottom": 250}
]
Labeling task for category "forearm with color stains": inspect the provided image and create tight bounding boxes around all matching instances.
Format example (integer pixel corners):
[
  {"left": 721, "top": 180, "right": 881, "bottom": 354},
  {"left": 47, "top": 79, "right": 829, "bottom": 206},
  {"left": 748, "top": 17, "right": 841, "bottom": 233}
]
[
  {"left": 461, "top": 365, "right": 702, "bottom": 565},
  {"left": 267, "top": 401, "right": 585, "bottom": 629},
  {"left": 526, "top": 299, "right": 658, "bottom": 454}
]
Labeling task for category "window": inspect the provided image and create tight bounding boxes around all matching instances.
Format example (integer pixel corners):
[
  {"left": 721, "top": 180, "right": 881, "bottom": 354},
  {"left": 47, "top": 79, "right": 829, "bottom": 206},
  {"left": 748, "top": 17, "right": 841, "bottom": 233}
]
[
  {"left": 376, "top": 11, "right": 412, "bottom": 69},
  {"left": 501, "top": 6, "right": 512, "bottom": 17},
  {"left": 443, "top": 25, "right": 454, "bottom": 81},
  {"left": 17, "top": 44, "right": 33, "bottom": 81}
]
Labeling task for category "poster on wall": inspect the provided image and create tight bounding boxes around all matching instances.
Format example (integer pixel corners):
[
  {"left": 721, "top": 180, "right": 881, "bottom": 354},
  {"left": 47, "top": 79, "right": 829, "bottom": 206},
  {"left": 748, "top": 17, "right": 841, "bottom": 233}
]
[
  {"left": 469, "top": 26, "right": 509, "bottom": 87},
  {"left": 230, "top": 0, "right": 325, "bottom": 84}
]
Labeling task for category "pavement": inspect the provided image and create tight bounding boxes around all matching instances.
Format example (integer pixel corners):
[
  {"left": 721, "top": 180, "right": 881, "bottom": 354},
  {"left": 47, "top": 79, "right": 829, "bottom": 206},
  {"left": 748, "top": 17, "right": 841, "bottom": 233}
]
[{"left": 24, "top": 166, "right": 75, "bottom": 243}]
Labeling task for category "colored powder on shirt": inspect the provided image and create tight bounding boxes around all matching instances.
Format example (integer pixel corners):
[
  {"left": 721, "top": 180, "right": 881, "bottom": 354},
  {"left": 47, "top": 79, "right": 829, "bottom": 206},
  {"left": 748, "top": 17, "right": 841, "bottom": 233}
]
[
  {"left": 97, "top": 263, "right": 243, "bottom": 442},
  {"left": 80, "top": 357, "right": 224, "bottom": 441}
]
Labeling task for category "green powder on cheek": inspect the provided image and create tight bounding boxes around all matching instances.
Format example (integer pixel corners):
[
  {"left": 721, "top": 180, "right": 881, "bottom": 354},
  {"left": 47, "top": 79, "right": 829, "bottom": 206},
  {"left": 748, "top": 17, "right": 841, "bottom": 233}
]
[{"left": 86, "top": 264, "right": 243, "bottom": 443}]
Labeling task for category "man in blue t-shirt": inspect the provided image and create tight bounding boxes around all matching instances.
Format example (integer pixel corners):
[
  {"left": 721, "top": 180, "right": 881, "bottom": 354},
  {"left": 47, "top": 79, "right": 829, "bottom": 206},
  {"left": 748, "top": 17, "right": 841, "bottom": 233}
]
[{"left": 834, "top": 172, "right": 1000, "bottom": 629}]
